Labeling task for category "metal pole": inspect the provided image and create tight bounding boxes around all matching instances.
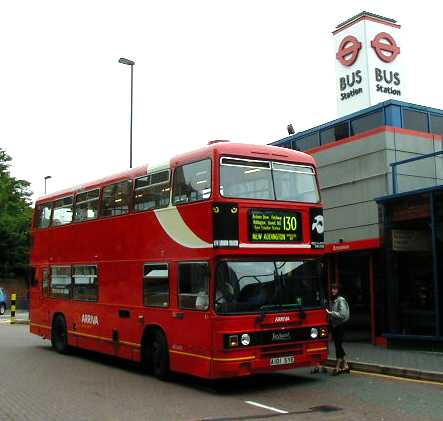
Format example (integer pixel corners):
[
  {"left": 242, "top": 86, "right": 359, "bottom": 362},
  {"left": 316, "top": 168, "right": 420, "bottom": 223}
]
[
  {"left": 130, "top": 64, "right": 133, "bottom": 169},
  {"left": 44, "top": 176, "right": 51, "bottom": 195}
]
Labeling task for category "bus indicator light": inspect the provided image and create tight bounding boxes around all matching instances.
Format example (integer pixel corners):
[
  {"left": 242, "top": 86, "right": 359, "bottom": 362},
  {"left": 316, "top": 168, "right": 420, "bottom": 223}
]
[{"left": 229, "top": 335, "right": 239, "bottom": 347}]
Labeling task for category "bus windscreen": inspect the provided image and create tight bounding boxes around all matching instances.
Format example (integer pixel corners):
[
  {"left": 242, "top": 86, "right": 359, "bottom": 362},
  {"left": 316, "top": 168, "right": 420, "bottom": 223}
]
[
  {"left": 215, "top": 260, "right": 323, "bottom": 314},
  {"left": 220, "top": 158, "right": 320, "bottom": 203}
]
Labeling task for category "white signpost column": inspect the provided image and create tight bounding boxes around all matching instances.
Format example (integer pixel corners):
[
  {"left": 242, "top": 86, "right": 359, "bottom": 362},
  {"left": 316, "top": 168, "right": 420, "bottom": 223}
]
[{"left": 334, "top": 13, "right": 405, "bottom": 117}]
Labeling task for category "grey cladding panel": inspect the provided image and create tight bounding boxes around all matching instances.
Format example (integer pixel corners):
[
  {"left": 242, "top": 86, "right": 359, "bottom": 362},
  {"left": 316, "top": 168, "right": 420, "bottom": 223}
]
[
  {"left": 318, "top": 150, "right": 388, "bottom": 188},
  {"left": 321, "top": 174, "right": 389, "bottom": 209},
  {"left": 324, "top": 201, "right": 379, "bottom": 231},
  {"left": 325, "top": 224, "right": 380, "bottom": 244},
  {"left": 391, "top": 133, "right": 435, "bottom": 155},
  {"left": 396, "top": 174, "right": 437, "bottom": 193},
  {"left": 313, "top": 132, "right": 388, "bottom": 167}
]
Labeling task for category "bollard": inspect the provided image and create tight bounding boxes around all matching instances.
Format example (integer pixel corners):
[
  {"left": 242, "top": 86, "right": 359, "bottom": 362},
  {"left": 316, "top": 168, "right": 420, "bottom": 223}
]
[{"left": 10, "top": 293, "right": 16, "bottom": 324}]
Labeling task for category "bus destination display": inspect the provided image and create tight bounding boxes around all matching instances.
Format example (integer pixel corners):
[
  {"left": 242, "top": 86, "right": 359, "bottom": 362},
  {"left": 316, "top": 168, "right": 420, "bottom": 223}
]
[{"left": 249, "top": 209, "right": 302, "bottom": 242}]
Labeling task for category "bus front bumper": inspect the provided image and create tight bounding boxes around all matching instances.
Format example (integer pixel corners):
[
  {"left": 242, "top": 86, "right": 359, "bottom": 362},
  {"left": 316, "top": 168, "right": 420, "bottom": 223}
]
[{"left": 211, "top": 343, "right": 328, "bottom": 378}]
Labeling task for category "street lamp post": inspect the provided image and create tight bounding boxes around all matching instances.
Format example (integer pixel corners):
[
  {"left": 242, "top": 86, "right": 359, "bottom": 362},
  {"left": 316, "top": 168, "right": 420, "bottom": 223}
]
[
  {"left": 44, "top": 175, "right": 52, "bottom": 195},
  {"left": 118, "top": 57, "right": 135, "bottom": 168}
]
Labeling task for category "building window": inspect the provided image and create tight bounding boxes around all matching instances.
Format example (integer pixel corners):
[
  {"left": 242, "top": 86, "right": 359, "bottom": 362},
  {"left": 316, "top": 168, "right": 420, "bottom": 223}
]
[
  {"left": 51, "top": 196, "right": 73, "bottom": 226},
  {"left": 134, "top": 170, "right": 170, "bottom": 211},
  {"left": 72, "top": 265, "right": 98, "bottom": 301},
  {"left": 351, "top": 111, "right": 384, "bottom": 136},
  {"left": 74, "top": 189, "right": 100, "bottom": 221},
  {"left": 295, "top": 133, "right": 320, "bottom": 151},
  {"left": 403, "top": 109, "right": 429, "bottom": 133},
  {"left": 50, "top": 266, "right": 71, "bottom": 298},
  {"left": 430, "top": 114, "right": 443, "bottom": 137},
  {"left": 37, "top": 203, "right": 52, "bottom": 228},
  {"left": 178, "top": 262, "right": 210, "bottom": 310},
  {"left": 320, "top": 122, "right": 349, "bottom": 145},
  {"left": 143, "top": 263, "right": 169, "bottom": 307},
  {"left": 101, "top": 180, "right": 132, "bottom": 217},
  {"left": 172, "top": 159, "right": 212, "bottom": 205}
]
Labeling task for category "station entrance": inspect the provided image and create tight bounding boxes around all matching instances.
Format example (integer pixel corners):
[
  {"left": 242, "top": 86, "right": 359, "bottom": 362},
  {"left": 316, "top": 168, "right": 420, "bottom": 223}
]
[{"left": 326, "top": 250, "right": 381, "bottom": 343}]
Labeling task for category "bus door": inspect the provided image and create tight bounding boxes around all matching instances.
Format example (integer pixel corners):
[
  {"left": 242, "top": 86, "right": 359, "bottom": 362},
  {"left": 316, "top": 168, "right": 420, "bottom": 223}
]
[
  {"left": 170, "top": 261, "right": 212, "bottom": 375},
  {"left": 30, "top": 266, "right": 49, "bottom": 324}
]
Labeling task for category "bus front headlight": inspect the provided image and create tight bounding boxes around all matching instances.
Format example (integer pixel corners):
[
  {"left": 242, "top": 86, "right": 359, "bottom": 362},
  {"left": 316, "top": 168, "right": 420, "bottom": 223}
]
[
  {"left": 310, "top": 328, "right": 319, "bottom": 339},
  {"left": 241, "top": 333, "right": 251, "bottom": 346}
]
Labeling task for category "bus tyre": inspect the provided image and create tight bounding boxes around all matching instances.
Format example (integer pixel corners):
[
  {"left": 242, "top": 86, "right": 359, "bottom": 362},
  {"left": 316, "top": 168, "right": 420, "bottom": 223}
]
[
  {"left": 152, "top": 331, "right": 170, "bottom": 380},
  {"left": 51, "top": 315, "right": 70, "bottom": 354},
  {"left": 0, "top": 303, "right": 5, "bottom": 315}
]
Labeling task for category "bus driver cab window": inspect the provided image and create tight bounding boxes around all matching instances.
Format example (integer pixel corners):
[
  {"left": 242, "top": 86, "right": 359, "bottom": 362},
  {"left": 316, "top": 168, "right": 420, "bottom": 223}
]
[{"left": 179, "top": 262, "right": 210, "bottom": 311}]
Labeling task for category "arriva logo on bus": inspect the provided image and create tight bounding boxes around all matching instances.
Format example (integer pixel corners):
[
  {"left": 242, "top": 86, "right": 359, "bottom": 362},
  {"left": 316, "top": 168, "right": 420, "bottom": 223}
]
[
  {"left": 275, "top": 316, "right": 290, "bottom": 322},
  {"left": 81, "top": 314, "right": 99, "bottom": 325}
]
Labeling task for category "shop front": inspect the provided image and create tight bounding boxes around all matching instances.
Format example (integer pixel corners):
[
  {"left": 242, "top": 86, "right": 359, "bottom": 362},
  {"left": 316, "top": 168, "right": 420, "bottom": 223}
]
[{"left": 378, "top": 188, "right": 443, "bottom": 341}]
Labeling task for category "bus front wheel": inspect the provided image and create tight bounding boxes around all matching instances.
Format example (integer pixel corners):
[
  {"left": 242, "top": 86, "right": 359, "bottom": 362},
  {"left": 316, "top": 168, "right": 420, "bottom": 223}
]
[
  {"left": 51, "top": 315, "right": 69, "bottom": 354},
  {"left": 151, "top": 330, "right": 170, "bottom": 380}
]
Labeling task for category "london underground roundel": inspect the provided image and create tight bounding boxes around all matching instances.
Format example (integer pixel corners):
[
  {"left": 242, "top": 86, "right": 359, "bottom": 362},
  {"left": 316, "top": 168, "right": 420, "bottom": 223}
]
[
  {"left": 336, "top": 35, "right": 362, "bottom": 66},
  {"left": 371, "top": 32, "right": 400, "bottom": 63}
]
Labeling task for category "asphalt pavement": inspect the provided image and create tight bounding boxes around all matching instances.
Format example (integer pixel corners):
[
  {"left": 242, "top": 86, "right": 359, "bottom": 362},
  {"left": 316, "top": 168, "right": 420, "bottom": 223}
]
[
  {"left": 2, "top": 311, "right": 443, "bottom": 384},
  {"left": 1, "top": 324, "right": 443, "bottom": 421}
]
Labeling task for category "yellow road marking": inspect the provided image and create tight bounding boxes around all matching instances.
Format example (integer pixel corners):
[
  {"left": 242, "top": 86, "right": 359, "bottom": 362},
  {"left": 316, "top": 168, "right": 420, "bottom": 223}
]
[{"left": 351, "top": 369, "right": 443, "bottom": 387}]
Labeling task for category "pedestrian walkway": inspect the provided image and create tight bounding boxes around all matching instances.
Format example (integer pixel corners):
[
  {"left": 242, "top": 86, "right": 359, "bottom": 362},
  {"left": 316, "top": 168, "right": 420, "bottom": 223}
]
[
  {"left": 0, "top": 310, "right": 29, "bottom": 324},
  {"left": 327, "top": 341, "right": 443, "bottom": 383}
]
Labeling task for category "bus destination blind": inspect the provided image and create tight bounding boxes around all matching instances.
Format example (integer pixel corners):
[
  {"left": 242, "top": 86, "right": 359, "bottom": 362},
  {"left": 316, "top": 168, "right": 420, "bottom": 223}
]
[{"left": 249, "top": 209, "right": 302, "bottom": 242}]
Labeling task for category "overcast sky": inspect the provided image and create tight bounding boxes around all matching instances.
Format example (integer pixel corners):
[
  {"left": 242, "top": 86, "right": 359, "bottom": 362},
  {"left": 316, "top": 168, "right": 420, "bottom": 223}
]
[{"left": 1, "top": 1, "right": 442, "bottom": 201}]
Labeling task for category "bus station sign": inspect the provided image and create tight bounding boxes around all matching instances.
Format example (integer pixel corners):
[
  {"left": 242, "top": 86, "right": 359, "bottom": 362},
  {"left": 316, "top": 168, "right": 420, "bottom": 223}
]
[{"left": 333, "top": 13, "right": 404, "bottom": 117}]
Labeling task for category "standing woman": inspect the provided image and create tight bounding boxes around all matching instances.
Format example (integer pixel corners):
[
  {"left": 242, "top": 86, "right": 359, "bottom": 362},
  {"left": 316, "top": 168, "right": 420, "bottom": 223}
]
[{"left": 326, "top": 285, "right": 350, "bottom": 375}]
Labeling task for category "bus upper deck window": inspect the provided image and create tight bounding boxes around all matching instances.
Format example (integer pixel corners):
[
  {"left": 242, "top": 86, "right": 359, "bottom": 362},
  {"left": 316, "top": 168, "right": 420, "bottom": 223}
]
[{"left": 172, "top": 159, "right": 212, "bottom": 205}]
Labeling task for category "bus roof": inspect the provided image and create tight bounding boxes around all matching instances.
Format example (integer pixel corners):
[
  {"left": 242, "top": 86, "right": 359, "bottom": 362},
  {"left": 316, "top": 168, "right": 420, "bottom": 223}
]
[{"left": 37, "top": 142, "right": 316, "bottom": 203}]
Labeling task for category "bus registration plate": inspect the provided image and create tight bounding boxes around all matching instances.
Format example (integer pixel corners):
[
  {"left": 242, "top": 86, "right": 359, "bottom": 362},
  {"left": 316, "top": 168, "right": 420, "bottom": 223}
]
[{"left": 270, "top": 356, "right": 295, "bottom": 366}]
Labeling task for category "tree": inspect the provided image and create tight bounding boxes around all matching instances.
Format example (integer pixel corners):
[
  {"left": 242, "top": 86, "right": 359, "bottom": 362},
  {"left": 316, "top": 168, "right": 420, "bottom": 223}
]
[{"left": 0, "top": 148, "right": 33, "bottom": 277}]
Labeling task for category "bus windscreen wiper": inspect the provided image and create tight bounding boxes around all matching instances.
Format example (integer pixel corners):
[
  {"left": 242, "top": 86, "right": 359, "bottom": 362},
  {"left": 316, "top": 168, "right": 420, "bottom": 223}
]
[
  {"left": 256, "top": 304, "right": 280, "bottom": 322},
  {"left": 278, "top": 303, "right": 307, "bottom": 319}
]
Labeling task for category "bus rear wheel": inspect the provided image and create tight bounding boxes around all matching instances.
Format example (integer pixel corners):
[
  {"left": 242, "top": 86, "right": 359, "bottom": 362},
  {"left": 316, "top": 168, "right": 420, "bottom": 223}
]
[
  {"left": 51, "top": 315, "right": 70, "bottom": 354},
  {"left": 151, "top": 330, "right": 170, "bottom": 380}
]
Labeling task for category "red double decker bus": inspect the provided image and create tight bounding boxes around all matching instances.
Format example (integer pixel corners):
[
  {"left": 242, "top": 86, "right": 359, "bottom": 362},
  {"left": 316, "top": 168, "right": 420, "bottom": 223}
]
[{"left": 30, "top": 141, "right": 328, "bottom": 379}]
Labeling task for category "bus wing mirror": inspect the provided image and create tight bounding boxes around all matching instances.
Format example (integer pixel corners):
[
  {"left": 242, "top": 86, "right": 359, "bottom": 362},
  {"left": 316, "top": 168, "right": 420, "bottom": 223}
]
[{"left": 29, "top": 267, "right": 37, "bottom": 287}]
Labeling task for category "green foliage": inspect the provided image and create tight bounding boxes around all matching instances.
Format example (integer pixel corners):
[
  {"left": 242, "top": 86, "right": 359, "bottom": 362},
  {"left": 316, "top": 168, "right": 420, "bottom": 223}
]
[{"left": 0, "top": 149, "right": 33, "bottom": 277}]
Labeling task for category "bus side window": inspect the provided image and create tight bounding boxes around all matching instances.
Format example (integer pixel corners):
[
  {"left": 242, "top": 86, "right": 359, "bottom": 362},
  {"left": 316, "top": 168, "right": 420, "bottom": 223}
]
[
  {"left": 134, "top": 171, "right": 170, "bottom": 212},
  {"left": 178, "top": 262, "right": 209, "bottom": 310},
  {"left": 143, "top": 263, "right": 169, "bottom": 307},
  {"left": 74, "top": 189, "right": 100, "bottom": 221},
  {"left": 172, "top": 159, "right": 212, "bottom": 205},
  {"left": 101, "top": 180, "right": 132, "bottom": 217},
  {"left": 36, "top": 203, "right": 52, "bottom": 228},
  {"left": 50, "top": 266, "right": 71, "bottom": 298},
  {"left": 51, "top": 196, "right": 73, "bottom": 226},
  {"left": 72, "top": 265, "right": 98, "bottom": 301}
]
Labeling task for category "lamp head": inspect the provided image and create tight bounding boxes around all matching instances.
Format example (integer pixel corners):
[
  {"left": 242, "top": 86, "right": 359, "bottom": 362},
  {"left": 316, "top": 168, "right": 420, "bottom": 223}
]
[{"left": 118, "top": 57, "right": 135, "bottom": 66}]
